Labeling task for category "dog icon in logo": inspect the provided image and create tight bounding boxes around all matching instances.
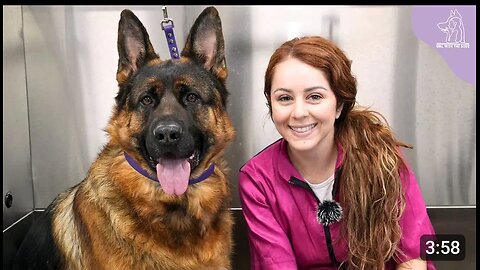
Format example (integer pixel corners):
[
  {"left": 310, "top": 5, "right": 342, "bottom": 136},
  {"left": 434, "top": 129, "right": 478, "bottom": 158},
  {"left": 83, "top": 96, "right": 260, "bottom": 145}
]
[{"left": 437, "top": 9, "right": 466, "bottom": 44}]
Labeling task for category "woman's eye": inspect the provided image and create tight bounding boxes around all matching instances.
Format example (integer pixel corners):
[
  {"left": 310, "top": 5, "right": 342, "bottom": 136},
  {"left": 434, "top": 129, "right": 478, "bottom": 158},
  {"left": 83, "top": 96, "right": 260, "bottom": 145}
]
[
  {"left": 141, "top": 96, "right": 153, "bottom": 106},
  {"left": 278, "top": 96, "right": 292, "bottom": 102},
  {"left": 185, "top": 93, "right": 200, "bottom": 103},
  {"left": 309, "top": 94, "right": 323, "bottom": 100}
]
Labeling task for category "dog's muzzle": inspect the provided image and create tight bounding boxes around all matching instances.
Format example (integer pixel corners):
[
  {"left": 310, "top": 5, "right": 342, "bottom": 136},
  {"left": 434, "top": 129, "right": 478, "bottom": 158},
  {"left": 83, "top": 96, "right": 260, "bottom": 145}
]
[{"left": 145, "top": 119, "right": 203, "bottom": 196}]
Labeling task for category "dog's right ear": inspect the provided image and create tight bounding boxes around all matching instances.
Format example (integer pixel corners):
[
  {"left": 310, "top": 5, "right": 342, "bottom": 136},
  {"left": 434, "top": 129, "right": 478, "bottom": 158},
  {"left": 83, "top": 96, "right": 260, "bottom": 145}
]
[{"left": 117, "top": 9, "right": 159, "bottom": 86}]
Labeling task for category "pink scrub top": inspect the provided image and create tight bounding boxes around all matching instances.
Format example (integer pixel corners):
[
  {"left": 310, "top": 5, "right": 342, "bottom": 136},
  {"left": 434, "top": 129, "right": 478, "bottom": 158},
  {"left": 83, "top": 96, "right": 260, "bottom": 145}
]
[{"left": 239, "top": 138, "right": 436, "bottom": 270}]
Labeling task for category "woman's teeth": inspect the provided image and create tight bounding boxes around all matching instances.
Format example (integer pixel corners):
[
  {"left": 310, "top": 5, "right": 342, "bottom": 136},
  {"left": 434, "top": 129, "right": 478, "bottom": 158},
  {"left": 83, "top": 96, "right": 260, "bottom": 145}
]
[{"left": 290, "top": 123, "right": 316, "bottom": 133}]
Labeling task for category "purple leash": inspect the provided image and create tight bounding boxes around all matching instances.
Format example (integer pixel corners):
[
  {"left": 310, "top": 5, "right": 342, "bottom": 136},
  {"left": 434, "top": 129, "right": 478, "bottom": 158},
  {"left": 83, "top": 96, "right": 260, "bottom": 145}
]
[{"left": 161, "top": 6, "right": 180, "bottom": 59}]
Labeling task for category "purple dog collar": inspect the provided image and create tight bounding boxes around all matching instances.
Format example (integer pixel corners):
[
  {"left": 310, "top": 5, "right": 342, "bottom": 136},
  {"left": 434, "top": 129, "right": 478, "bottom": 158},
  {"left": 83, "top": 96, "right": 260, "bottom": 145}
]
[{"left": 123, "top": 152, "right": 215, "bottom": 185}]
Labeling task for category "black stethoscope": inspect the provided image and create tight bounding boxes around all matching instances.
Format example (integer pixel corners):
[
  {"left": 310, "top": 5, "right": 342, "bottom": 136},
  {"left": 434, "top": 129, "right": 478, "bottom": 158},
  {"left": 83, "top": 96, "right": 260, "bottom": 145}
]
[{"left": 288, "top": 170, "right": 343, "bottom": 267}]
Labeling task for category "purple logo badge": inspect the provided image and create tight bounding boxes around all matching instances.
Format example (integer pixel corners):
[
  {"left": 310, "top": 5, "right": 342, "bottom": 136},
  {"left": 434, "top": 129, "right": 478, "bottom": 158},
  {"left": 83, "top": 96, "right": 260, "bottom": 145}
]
[
  {"left": 412, "top": 6, "right": 475, "bottom": 85},
  {"left": 436, "top": 9, "right": 469, "bottom": 48}
]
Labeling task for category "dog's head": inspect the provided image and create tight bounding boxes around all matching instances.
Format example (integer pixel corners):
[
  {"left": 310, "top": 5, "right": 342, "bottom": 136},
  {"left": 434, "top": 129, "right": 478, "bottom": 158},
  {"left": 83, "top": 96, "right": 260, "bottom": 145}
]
[
  {"left": 107, "top": 7, "right": 235, "bottom": 195},
  {"left": 437, "top": 9, "right": 462, "bottom": 33}
]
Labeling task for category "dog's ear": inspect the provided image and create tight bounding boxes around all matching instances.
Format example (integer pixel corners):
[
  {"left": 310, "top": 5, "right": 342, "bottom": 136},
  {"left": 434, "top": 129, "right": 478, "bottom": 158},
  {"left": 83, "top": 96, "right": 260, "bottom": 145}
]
[
  {"left": 453, "top": 9, "right": 461, "bottom": 19},
  {"left": 117, "top": 9, "right": 159, "bottom": 86},
  {"left": 181, "top": 6, "right": 227, "bottom": 82}
]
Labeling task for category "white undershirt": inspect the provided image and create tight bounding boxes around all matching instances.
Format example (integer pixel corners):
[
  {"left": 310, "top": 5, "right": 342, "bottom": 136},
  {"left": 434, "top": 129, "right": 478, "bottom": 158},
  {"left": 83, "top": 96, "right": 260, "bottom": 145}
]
[{"left": 306, "top": 173, "right": 335, "bottom": 202}]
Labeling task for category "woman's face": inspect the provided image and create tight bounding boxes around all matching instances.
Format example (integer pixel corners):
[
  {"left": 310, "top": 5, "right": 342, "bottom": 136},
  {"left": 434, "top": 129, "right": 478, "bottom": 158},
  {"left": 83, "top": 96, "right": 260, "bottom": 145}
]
[{"left": 270, "top": 57, "right": 341, "bottom": 153}]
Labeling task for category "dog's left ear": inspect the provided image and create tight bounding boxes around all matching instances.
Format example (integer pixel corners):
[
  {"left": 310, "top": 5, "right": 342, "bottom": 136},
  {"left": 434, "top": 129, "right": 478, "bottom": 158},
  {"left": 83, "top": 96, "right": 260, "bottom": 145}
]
[{"left": 181, "top": 6, "right": 227, "bottom": 82}]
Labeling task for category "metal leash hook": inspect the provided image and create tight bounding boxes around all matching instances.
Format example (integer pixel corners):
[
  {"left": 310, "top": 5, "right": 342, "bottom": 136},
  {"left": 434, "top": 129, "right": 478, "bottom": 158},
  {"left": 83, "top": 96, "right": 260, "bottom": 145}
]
[{"left": 161, "top": 6, "right": 180, "bottom": 59}]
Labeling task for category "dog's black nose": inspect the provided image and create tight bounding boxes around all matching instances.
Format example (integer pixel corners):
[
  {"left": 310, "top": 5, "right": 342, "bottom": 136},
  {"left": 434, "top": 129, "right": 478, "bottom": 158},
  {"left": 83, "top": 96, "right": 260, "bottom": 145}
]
[{"left": 154, "top": 124, "right": 182, "bottom": 144}]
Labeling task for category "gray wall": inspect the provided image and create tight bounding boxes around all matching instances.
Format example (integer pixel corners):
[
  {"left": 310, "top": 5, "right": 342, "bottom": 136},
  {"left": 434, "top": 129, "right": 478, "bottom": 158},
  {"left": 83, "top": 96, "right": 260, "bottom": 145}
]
[
  {"left": 3, "top": 5, "right": 34, "bottom": 228},
  {"left": 3, "top": 5, "right": 476, "bottom": 223}
]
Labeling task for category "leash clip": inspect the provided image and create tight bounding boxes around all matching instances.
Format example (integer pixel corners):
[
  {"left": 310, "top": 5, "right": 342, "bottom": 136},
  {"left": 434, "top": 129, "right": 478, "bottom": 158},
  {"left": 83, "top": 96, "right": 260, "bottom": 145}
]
[{"left": 161, "top": 6, "right": 174, "bottom": 29}]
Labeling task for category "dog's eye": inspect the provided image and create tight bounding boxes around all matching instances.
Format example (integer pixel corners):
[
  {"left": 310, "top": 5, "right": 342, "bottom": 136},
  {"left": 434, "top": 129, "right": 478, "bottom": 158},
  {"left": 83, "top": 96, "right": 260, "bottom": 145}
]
[
  {"left": 141, "top": 96, "right": 154, "bottom": 106},
  {"left": 185, "top": 93, "right": 200, "bottom": 103}
]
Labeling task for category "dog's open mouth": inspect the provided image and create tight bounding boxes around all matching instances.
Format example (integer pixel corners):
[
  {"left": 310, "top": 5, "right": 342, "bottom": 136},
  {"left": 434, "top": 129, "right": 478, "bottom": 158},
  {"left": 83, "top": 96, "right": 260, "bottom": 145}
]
[{"left": 152, "top": 148, "right": 201, "bottom": 196}]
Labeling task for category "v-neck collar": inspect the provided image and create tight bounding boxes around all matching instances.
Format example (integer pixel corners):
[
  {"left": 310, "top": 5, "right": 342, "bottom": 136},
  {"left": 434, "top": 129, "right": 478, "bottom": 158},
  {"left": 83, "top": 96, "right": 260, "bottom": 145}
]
[{"left": 277, "top": 138, "right": 344, "bottom": 184}]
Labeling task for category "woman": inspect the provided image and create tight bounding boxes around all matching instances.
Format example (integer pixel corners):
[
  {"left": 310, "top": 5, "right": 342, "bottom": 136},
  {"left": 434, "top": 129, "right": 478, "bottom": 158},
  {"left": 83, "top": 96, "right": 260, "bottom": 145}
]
[{"left": 238, "top": 36, "right": 436, "bottom": 269}]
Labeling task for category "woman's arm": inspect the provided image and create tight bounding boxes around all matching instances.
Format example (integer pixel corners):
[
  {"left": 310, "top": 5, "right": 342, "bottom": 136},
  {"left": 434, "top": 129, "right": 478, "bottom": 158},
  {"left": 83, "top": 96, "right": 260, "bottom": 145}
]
[
  {"left": 238, "top": 170, "right": 297, "bottom": 270},
  {"left": 395, "top": 157, "right": 436, "bottom": 269}
]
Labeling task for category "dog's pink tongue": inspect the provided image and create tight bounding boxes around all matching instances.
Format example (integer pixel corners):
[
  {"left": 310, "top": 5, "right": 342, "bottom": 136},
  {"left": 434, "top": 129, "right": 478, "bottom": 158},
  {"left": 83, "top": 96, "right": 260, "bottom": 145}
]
[{"left": 156, "top": 159, "right": 191, "bottom": 195}]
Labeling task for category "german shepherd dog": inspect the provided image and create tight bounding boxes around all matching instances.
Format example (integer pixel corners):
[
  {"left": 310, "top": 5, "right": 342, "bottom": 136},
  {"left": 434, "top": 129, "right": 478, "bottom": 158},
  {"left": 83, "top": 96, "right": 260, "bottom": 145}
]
[{"left": 13, "top": 6, "right": 235, "bottom": 270}]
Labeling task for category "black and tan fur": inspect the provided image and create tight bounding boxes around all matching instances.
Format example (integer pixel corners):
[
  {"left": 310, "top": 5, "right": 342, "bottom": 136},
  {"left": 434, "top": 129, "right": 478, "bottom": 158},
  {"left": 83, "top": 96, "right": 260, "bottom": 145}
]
[{"left": 13, "top": 6, "right": 235, "bottom": 270}]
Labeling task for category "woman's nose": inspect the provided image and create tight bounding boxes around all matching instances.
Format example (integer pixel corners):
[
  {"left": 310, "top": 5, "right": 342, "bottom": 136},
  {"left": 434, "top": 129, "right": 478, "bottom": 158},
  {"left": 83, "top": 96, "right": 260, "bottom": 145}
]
[{"left": 292, "top": 100, "right": 309, "bottom": 119}]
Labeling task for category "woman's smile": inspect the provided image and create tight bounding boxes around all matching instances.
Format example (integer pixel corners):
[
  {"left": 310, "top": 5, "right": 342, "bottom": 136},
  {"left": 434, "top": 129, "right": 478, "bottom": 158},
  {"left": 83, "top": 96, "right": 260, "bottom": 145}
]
[{"left": 289, "top": 123, "right": 318, "bottom": 137}]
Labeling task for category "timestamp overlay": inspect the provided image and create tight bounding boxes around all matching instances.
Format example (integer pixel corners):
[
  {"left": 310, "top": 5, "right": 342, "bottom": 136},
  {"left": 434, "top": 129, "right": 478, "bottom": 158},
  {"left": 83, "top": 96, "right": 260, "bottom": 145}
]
[{"left": 420, "top": 234, "right": 466, "bottom": 261}]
